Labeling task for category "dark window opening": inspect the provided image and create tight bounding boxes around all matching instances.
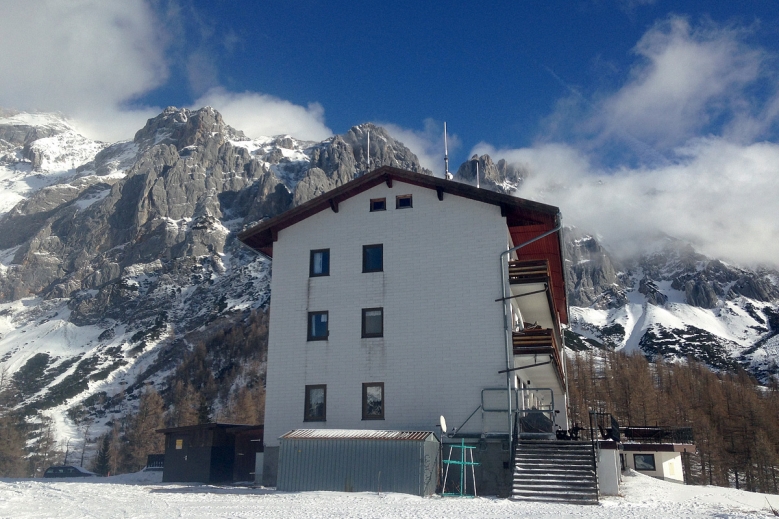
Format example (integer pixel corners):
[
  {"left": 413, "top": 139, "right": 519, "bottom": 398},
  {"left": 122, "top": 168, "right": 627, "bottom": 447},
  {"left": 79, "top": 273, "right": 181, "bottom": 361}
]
[
  {"left": 304, "top": 384, "right": 326, "bottom": 421},
  {"left": 363, "top": 244, "right": 383, "bottom": 272},
  {"left": 362, "top": 308, "right": 383, "bottom": 338},
  {"left": 309, "top": 249, "right": 330, "bottom": 277},
  {"left": 307, "top": 311, "right": 329, "bottom": 341},
  {"left": 362, "top": 382, "right": 384, "bottom": 420},
  {"left": 370, "top": 198, "right": 386, "bottom": 211},
  {"left": 633, "top": 454, "right": 656, "bottom": 471},
  {"left": 396, "top": 194, "right": 412, "bottom": 209}
]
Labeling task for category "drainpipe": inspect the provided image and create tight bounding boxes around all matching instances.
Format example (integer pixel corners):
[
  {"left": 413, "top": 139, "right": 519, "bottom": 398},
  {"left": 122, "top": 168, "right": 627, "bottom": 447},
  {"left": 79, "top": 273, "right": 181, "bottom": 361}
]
[{"left": 500, "top": 212, "right": 563, "bottom": 443}]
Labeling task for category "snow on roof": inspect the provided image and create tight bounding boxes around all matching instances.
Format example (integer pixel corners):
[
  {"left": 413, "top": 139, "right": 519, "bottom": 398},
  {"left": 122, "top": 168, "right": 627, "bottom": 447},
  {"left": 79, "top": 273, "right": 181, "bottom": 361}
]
[{"left": 280, "top": 429, "right": 435, "bottom": 441}]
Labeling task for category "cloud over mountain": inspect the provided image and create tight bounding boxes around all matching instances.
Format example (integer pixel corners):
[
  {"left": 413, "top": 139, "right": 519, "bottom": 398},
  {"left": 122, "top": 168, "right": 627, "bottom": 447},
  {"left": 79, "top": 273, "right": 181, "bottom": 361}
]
[
  {"left": 476, "top": 16, "right": 779, "bottom": 267},
  {"left": 192, "top": 88, "right": 332, "bottom": 142},
  {"left": 0, "top": 0, "right": 334, "bottom": 143}
]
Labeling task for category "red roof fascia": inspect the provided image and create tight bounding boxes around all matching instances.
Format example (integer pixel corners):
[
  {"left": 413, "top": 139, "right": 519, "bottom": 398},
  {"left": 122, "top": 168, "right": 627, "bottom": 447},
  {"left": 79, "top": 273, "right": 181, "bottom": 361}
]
[{"left": 509, "top": 223, "right": 568, "bottom": 324}]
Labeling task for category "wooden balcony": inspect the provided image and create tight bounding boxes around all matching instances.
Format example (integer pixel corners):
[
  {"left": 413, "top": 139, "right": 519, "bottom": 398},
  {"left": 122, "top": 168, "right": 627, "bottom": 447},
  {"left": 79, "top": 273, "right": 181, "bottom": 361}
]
[
  {"left": 512, "top": 328, "right": 565, "bottom": 390},
  {"left": 508, "top": 259, "right": 550, "bottom": 285}
]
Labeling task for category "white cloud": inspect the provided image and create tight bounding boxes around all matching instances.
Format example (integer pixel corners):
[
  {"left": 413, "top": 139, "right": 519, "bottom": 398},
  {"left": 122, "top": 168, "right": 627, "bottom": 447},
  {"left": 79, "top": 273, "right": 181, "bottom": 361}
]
[
  {"left": 0, "top": 0, "right": 168, "bottom": 142},
  {"left": 380, "top": 119, "right": 460, "bottom": 177},
  {"left": 593, "top": 16, "right": 765, "bottom": 150},
  {"left": 0, "top": 1, "right": 334, "bottom": 144},
  {"left": 473, "top": 16, "right": 779, "bottom": 267},
  {"left": 474, "top": 139, "right": 779, "bottom": 267},
  {"left": 193, "top": 88, "right": 332, "bottom": 142}
]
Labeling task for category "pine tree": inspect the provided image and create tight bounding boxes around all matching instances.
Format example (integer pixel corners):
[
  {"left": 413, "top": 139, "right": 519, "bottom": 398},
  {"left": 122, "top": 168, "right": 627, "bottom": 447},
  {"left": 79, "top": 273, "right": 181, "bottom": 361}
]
[{"left": 93, "top": 434, "right": 111, "bottom": 476}]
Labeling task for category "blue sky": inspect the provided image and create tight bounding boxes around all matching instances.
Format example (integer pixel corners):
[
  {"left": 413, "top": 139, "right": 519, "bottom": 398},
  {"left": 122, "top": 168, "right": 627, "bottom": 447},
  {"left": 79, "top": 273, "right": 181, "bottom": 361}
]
[
  {"left": 1, "top": 0, "right": 779, "bottom": 264},
  {"left": 138, "top": 0, "right": 779, "bottom": 167}
]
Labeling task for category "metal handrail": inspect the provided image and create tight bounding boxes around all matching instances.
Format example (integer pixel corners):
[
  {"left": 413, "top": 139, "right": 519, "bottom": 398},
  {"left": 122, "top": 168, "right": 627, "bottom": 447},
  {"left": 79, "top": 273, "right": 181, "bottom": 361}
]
[{"left": 621, "top": 426, "right": 694, "bottom": 444}]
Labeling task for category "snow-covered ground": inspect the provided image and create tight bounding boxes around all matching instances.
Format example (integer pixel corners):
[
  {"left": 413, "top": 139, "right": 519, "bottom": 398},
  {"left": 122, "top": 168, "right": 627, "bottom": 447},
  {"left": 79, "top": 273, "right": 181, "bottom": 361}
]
[{"left": 1, "top": 470, "right": 778, "bottom": 518}]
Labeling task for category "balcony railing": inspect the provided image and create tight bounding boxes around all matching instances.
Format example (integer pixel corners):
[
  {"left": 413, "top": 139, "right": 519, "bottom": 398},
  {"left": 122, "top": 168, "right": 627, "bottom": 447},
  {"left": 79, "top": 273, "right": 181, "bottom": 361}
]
[
  {"left": 621, "top": 426, "right": 694, "bottom": 444},
  {"left": 508, "top": 259, "right": 550, "bottom": 284},
  {"left": 512, "top": 328, "right": 565, "bottom": 389}
]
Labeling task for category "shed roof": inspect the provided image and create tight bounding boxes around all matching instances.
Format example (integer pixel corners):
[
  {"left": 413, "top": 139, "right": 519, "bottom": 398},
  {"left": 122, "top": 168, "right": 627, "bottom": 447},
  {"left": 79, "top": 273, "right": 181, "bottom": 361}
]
[
  {"left": 156, "top": 422, "right": 264, "bottom": 434},
  {"left": 280, "top": 429, "right": 436, "bottom": 441}
]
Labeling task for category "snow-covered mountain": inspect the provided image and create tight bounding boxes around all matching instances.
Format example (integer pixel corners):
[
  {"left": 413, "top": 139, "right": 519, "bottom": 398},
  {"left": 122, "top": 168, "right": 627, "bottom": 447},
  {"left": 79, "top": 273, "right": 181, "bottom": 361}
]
[
  {"left": 451, "top": 154, "right": 779, "bottom": 381},
  {"left": 1, "top": 106, "right": 777, "bottom": 445},
  {"left": 0, "top": 107, "right": 428, "bottom": 439},
  {"left": 563, "top": 230, "right": 779, "bottom": 379}
]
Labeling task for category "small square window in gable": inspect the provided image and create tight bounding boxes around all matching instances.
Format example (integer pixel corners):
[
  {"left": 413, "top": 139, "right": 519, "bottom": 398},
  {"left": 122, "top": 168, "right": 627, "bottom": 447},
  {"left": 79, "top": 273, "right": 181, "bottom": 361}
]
[
  {"left": 370, "top": 198, "right": 386, "bottom": 211},
  {"left": 396, "top": 194, "right": 412, "bottom": 209}
]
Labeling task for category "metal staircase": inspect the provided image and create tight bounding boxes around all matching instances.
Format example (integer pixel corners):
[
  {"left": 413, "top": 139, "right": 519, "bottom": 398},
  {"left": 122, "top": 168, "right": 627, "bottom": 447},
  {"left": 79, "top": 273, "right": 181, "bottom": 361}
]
[{"left": 511, "top": 440, "right": 599, "bottom": 504}]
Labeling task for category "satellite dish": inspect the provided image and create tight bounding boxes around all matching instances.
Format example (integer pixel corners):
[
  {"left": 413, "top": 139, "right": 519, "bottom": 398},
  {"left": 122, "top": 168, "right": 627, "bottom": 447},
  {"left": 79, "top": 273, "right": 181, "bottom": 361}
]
[{"left": 439, "top": 415, "right": 447, "bottom": 434}]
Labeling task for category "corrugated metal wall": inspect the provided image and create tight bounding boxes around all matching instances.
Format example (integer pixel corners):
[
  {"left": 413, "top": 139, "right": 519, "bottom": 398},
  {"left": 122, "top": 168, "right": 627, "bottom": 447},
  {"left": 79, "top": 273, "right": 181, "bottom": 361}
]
[{"left": 277, "top": 437, "right": 439, "bottom": 495}]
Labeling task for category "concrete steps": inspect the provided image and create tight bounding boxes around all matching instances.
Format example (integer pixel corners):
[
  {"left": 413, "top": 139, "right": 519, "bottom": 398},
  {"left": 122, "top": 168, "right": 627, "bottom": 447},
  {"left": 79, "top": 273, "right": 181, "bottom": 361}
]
[{"left": 510, "top": 440, "right": 598, "bottom": 504}]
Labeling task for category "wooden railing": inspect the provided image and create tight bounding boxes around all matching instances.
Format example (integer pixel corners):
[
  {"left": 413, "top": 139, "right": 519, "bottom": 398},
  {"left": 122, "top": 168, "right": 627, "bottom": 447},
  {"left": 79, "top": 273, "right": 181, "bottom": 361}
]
[
  {"left": 512, "top": 328, "right": 565, "bottom": 389},
  {"left": 507, "top": 259, "right": 550, "bottom": 284}
]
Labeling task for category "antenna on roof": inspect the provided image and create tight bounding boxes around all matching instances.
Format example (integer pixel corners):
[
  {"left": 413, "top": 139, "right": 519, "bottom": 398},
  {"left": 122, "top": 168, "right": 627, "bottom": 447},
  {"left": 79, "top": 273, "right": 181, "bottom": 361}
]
[
  {"left": 444, "top": 122, "right": 453, "bottom": 180},
  {"left": 367, "top": 128, "right": 370, "bottom": 172}
]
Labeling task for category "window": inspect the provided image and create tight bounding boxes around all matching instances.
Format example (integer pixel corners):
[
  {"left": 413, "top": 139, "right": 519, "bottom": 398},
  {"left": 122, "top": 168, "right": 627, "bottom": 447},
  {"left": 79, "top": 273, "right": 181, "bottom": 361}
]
[
  {"left": 362, "top": 308, "right": 383, "bottom": 338},
  {"left": 370, "top": 198, "right": 386, "bottom": 211},
  {"left": 362, "top": 382, "right": 384, "bottom": 420},
  {"left": 307, "top": 311, "right": 328, "bottom": 341},
  {"left": 396, "top": 194, "right": 412, "bottom": 209},
  {"left": 304, "top": 384, "right": 326, "bottom": 421},
  {"left": 309, "top": 249, "right": 330, "bottom": 277},
  {"left": 633, "top": 454, "right": 656, "bottom": 471},
  {"left": 363, "top": 244, "right": 383, "bottom": 272}
]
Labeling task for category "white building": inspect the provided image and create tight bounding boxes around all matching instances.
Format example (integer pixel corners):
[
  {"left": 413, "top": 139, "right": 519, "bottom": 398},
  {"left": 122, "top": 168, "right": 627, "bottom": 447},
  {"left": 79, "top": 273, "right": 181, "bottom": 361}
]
[{"left": 239, "top": 167, "right": 570, "bottom": 496}]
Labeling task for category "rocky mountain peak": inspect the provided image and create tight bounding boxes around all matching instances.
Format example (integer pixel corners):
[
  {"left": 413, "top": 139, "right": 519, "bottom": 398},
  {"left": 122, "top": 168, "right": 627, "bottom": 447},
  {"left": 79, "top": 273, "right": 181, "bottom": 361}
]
[
  {"left": 564, "top": 228, "right": 629, "bottom": 309},
  {"left": 0, "top": 111, "right": 73, "bottom": 149},
  {"left": 453, "top": 153, "right": 525, "bottom": 193},
  {"left": 293, "top": 123, "right": 429, "bottom": 205},
  {"left": 133, "top": 106, "right": 246, "bottom": 152}
]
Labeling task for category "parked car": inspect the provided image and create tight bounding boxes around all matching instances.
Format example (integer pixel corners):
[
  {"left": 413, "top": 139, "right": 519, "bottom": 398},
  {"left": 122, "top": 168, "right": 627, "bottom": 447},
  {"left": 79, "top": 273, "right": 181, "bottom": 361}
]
[{"left": 43, "top": 465, "right": 97, "bottom": 478}]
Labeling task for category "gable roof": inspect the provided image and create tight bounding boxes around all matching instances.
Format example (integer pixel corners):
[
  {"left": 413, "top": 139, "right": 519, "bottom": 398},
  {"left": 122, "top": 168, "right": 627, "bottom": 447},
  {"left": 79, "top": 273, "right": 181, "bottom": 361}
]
[
  {"left": 238, "top": 166, "right": 559, "bottom": 254},
  {"left": 238, "top": 166, "right": 568, "bottom": 323}
]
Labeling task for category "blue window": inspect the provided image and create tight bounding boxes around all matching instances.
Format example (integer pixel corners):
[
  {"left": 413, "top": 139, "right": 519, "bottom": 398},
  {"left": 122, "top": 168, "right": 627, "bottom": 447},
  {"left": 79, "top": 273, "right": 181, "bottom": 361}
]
[
  {"left": 307, "top": 311, "right": 328, "bottom": 341},
  {"left": 363, "top": 244, "right": 383, "bottom": 273},
  {"left": 310, "top": 249, "right": 329, "bottom": 277}
]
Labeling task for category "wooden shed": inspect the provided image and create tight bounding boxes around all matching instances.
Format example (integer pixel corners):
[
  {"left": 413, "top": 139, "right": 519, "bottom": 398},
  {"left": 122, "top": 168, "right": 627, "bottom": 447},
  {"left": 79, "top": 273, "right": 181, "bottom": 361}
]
[{"left": 157, "top": 423, "right": 263, "bottom": 483}]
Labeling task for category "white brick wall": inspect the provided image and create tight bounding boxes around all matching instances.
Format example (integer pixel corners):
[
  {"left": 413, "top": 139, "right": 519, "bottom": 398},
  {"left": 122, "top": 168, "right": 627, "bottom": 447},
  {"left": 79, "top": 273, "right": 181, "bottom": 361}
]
[{"left": 264, "top": 181, "right": 513, "bottom": 445}]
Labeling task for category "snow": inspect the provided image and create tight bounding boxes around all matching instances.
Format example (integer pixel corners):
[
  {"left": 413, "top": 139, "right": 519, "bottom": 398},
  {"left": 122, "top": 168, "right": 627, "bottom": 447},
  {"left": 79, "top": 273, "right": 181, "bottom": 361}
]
[
  {"left": 0, "top": 113, "right": 107, "bottom": 216},
  {"left": 0, "top": 112, "right": 72, "bottom": 129},
  {"left": 0, "top": 470, "right": 777, "bottom": 518},
  {"left": 72, "top": 188, "right": 110, "bottom": 210}
]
